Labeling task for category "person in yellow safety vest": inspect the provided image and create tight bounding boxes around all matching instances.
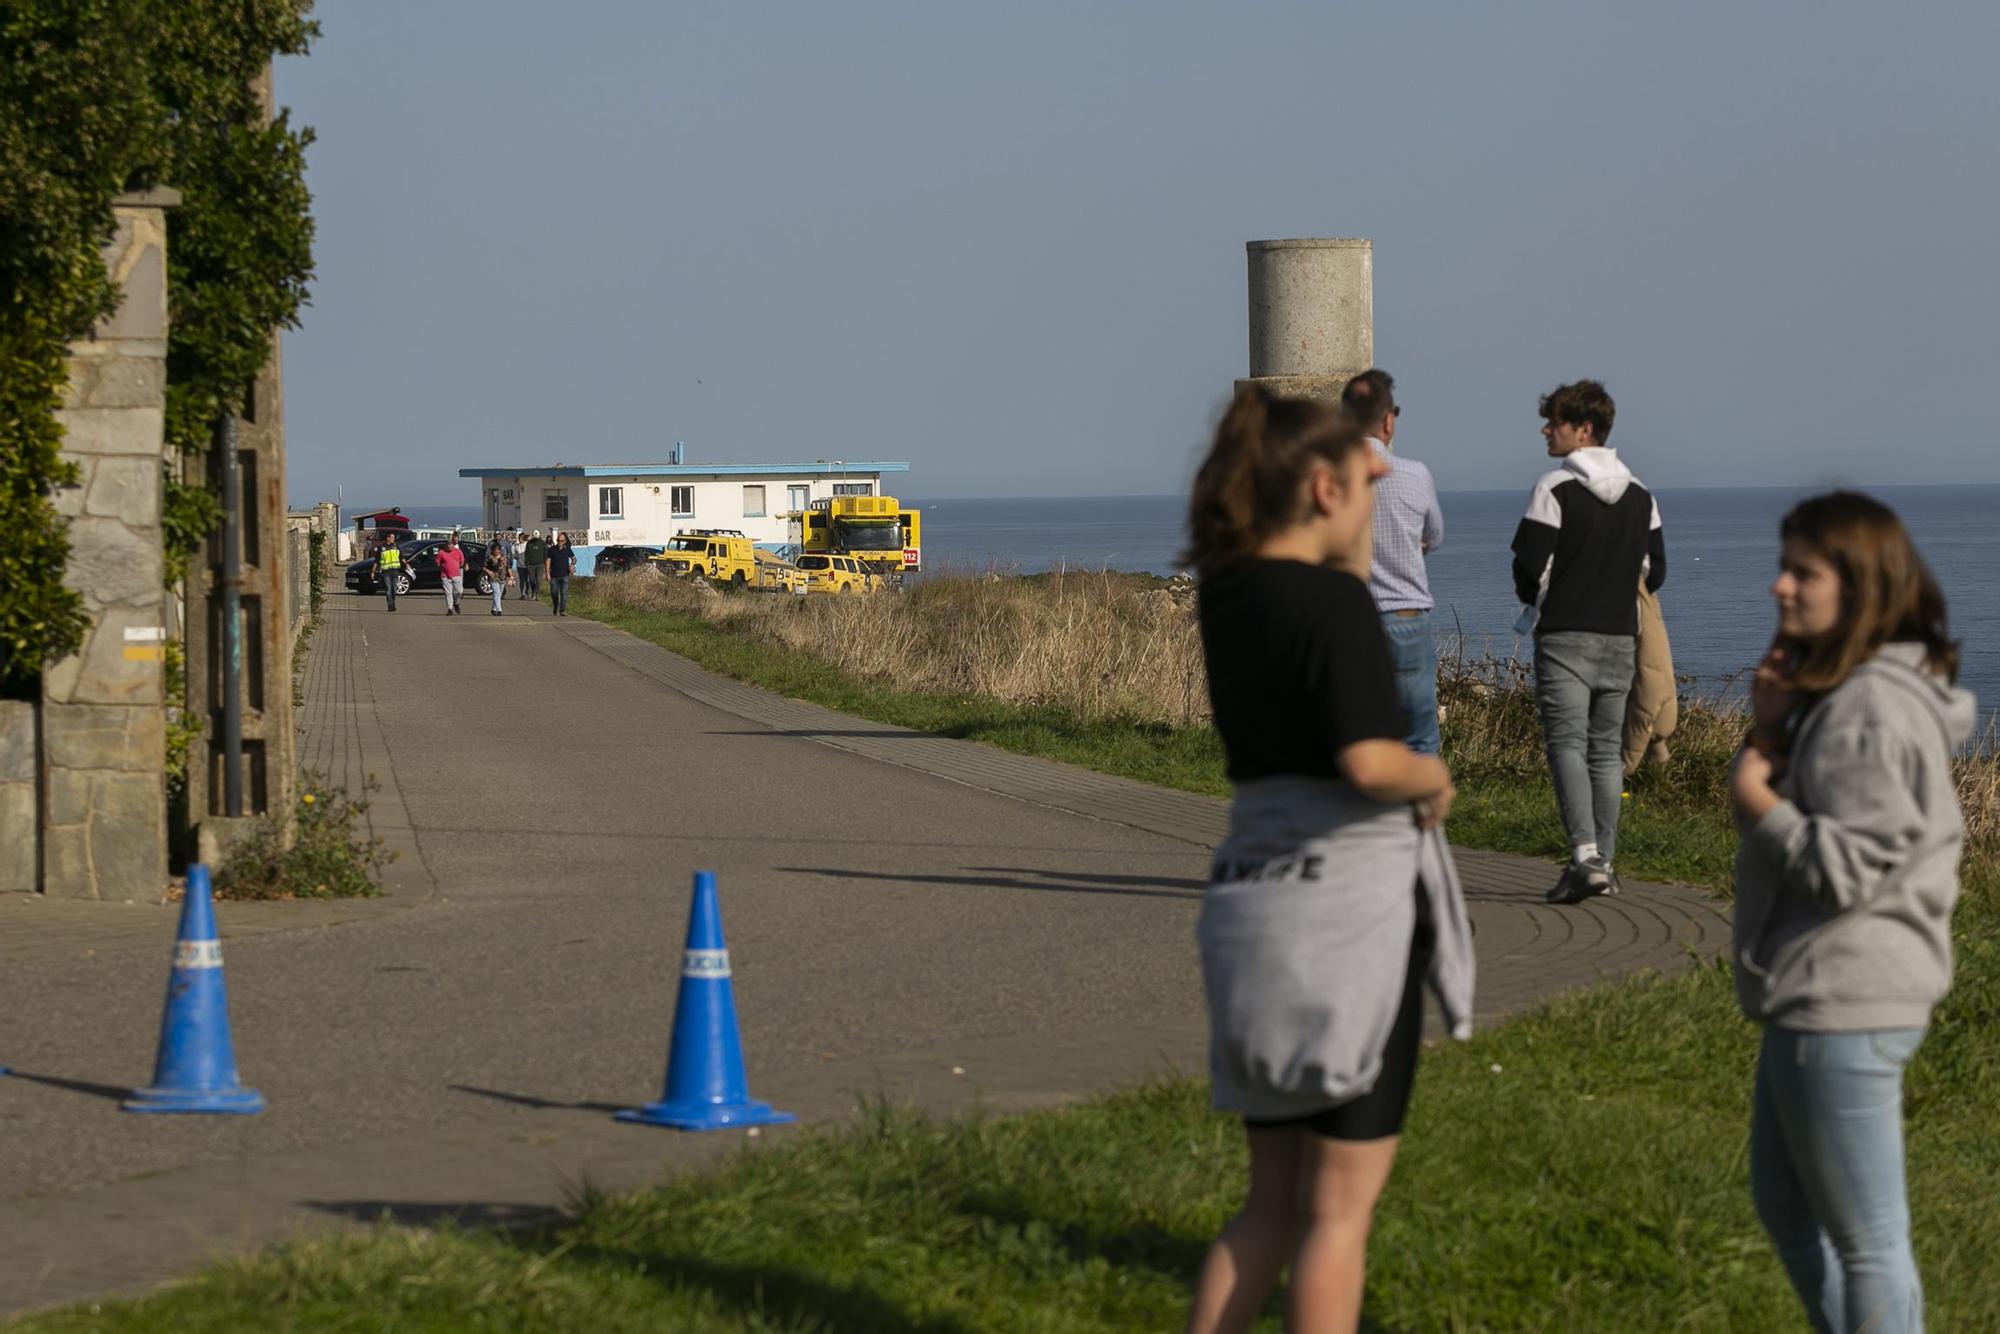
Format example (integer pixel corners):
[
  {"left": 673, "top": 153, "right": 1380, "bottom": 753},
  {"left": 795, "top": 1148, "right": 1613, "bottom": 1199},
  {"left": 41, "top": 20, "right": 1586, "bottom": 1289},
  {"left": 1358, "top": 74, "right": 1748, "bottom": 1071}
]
[{"left": 377, "top": 538, "right": 404, "bottom": 612}]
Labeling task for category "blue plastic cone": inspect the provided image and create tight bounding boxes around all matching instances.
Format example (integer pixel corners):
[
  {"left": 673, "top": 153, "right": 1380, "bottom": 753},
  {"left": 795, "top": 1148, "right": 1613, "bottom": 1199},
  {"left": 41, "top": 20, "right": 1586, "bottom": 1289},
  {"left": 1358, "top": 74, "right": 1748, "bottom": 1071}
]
[
  {"left": 617, "top": 870, "right": 795, "bottom": 1131},
  {"left": 123, "top": 865, "right": 264, "bottom": 1115}
]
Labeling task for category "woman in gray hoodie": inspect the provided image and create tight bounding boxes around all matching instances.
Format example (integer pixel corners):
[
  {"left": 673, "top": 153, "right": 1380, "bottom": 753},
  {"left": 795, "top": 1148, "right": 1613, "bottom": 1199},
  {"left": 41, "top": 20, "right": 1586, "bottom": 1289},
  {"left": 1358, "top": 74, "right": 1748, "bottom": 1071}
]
[{"left": 1731, "top": 491, "right": 1973, "bottom": 1334}]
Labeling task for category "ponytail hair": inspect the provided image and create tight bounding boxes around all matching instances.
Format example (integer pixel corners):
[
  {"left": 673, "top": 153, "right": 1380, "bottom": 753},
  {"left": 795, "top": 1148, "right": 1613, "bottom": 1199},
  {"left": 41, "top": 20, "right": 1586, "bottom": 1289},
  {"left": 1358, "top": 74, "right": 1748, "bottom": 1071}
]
[
  {"left": 1182, "top": 385, "right": 1366, "bottom": 577},
  {"left": 1779, "top": 490, "right": 1959, "bottom": 690}
]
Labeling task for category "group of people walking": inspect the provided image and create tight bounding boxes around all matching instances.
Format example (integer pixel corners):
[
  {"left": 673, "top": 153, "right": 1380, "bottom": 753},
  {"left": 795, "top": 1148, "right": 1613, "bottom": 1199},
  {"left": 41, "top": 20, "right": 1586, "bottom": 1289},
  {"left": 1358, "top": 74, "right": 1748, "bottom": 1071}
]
[
  {"left": 374, "top": 528, "right": 578, "bottom": 617},
  {"left": 1185, "top": 378, "right": 1971, "bottom": 1333}
]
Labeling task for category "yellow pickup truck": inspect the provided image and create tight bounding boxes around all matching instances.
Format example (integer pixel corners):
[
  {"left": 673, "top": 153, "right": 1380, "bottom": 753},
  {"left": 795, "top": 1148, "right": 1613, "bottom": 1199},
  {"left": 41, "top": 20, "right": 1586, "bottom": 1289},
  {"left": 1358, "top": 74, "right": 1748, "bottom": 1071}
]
[{"left": 650, "top": 531, "right": 801, "bottom": 591}]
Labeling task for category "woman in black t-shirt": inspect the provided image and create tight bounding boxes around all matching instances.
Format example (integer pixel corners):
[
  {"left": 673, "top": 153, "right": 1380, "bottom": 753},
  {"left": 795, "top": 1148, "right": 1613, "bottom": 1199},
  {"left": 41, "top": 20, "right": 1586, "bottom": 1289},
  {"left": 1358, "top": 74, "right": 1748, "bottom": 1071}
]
[{"left": 1185, "top": 387, "right": 1463, "bottom": 1334}]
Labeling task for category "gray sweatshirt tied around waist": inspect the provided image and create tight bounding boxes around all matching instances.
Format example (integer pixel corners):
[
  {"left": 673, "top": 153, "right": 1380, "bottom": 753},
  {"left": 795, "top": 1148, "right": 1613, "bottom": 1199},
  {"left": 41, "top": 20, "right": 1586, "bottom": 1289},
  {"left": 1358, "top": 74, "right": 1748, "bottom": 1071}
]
[
  {"left": 1198, "top": 778, "right": 1475, "bottom": 1120},
  {"left": 1734, "top": 643, "right": 1976, "bottom": 1032}
]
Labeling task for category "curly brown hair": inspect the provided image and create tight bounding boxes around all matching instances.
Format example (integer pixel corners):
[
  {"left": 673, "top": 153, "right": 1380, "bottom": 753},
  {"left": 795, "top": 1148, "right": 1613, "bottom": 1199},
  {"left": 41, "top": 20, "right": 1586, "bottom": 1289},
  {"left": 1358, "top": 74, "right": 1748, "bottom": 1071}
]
[{"left": 1538, "top": 380, "right": 1616, "bottom": 444}]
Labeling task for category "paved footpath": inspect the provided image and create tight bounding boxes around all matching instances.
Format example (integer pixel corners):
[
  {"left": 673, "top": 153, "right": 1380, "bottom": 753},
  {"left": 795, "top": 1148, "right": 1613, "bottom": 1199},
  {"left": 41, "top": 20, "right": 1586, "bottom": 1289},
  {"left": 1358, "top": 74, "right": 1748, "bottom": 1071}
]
[{"left": 0, "top": 584, "right": 1729, "bottom": 1318}]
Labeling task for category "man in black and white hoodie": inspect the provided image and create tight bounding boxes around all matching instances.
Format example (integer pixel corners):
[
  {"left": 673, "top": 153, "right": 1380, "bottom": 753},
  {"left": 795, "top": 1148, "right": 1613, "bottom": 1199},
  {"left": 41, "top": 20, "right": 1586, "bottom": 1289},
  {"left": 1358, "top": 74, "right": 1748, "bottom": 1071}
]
[{"left": 1511, "top": 380, "right": 1666, "bottom": 904}]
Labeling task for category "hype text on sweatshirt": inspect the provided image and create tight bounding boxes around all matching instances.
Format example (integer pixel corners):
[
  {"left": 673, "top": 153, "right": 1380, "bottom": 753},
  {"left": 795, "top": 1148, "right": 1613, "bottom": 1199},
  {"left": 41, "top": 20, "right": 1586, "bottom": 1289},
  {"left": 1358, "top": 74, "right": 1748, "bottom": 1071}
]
[{"left": 1510, "top": 448, "right": 1667, "bottom": 636}]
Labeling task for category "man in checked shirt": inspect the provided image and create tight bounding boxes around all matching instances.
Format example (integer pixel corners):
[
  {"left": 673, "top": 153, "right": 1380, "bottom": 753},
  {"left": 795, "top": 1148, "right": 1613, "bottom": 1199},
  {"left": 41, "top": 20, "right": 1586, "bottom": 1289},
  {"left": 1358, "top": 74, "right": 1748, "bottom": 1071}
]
[{"left": 1341, "top": 369, "right": 1445, "bottom": 754}]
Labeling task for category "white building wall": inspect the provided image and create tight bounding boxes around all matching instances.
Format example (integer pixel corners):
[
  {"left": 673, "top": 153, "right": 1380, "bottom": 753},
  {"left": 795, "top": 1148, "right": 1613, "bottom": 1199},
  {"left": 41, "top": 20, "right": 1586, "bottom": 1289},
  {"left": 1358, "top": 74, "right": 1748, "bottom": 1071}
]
[{"left": 492, "top": 472, "right": 881, "bottom": 549}]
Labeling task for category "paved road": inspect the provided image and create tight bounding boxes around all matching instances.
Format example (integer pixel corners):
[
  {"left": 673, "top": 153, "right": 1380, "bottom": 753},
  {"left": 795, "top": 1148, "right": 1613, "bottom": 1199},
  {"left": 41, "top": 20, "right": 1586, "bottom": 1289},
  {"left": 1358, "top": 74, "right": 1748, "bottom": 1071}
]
[{"left": 0, "top": 583, "right": 1728, "bottom": 1317}]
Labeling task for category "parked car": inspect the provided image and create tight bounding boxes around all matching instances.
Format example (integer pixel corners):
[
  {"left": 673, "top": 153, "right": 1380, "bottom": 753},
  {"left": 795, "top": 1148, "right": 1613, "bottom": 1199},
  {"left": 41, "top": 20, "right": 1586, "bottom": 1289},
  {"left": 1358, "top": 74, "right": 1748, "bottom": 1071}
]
[
  {"left": 592, "top": 544, "right": 664, "bottom": 575},
  {"left": 345, "top": 539, "right": 494, "bottom": 597},
  {"left": 795, "top": 553, "right": 877, "bottom": 595}
]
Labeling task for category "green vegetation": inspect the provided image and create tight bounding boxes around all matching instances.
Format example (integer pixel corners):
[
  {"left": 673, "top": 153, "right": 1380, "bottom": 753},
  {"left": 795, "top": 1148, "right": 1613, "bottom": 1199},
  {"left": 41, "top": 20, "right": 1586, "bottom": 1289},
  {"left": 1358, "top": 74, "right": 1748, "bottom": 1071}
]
[
  {"left": 19, "top": 572, "right": 1998, "bottom": 1328},
  {"left": 20, "top": 914, "right": 2000, "bottom": 1330},
  {"left": 0, "top": 2, "right": 316, "bottom": 693},
  {"left": 212, "top": 769, "right": 392, "bottom": 901}
]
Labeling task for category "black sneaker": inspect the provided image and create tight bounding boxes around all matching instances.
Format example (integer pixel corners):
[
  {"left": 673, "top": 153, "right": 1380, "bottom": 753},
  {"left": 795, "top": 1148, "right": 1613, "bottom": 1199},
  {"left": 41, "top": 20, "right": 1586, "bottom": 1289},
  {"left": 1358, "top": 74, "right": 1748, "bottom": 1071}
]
[{"left": 1545, "top": 861, "right": 1613, "bottom": 905}]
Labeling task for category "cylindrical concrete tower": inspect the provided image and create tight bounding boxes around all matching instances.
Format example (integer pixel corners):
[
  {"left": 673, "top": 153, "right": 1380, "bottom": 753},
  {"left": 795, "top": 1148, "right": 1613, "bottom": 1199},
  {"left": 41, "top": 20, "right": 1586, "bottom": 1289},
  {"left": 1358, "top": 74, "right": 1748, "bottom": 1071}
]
[{"left": 1234, "top": 238, "right": 1373, "bottom": 406}]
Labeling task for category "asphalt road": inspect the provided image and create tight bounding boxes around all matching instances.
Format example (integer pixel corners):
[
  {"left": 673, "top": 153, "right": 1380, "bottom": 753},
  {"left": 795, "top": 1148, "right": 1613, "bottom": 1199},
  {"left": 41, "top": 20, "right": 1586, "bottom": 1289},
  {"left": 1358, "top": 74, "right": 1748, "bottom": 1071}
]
[{"left": 1, "top": 590, "right": 1215, "bottom": 1311}]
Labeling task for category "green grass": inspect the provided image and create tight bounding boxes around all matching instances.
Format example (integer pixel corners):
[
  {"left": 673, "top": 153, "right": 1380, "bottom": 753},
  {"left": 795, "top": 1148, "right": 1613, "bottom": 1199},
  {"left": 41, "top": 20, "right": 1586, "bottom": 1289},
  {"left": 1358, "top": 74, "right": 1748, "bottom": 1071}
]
[
  {"left": 21, "top": 591, "right": 1999, "bottom": 1329},
  {"left": 21, "top": 917, "right": 2000, "bottom": 1331}
]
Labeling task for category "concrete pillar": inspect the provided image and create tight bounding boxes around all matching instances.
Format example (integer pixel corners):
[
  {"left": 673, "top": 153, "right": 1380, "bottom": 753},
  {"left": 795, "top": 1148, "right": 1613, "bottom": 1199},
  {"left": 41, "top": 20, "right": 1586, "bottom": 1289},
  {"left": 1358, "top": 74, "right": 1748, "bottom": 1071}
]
[
  {"left": 37, "top": 188, "right": 182, "bottom": 899},
  {"left": 1234, "top": 238, "right": 1373, "bottom": 406}
]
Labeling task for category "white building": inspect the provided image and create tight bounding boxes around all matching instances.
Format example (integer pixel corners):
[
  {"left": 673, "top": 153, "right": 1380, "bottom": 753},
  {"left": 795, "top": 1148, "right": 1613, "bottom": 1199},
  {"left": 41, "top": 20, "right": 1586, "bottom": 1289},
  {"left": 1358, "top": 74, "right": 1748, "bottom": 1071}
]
[{"left": 457, "top": 457, "right": 910, "bottom": 572}]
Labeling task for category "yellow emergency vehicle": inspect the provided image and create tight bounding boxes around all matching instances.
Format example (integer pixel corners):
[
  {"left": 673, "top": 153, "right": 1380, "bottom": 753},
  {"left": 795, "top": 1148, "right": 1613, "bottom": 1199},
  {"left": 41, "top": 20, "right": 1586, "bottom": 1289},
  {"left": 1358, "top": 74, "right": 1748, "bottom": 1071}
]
[
  {"left": 650, "top": 530, "right": 801, "bottom": 591},
  {"left": 794, "top": 552, "right": 875, "bottom": 595},
  {"left": 789, "top": 495, "right": 921, "bottom": 583}
]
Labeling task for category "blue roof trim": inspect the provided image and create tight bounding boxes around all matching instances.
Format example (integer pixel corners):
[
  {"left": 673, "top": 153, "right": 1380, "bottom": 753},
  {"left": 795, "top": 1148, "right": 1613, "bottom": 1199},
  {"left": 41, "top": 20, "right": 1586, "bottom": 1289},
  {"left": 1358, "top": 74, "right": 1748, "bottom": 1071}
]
[{"left": 457, "top": 462, "right": 910, "bottom": 479}]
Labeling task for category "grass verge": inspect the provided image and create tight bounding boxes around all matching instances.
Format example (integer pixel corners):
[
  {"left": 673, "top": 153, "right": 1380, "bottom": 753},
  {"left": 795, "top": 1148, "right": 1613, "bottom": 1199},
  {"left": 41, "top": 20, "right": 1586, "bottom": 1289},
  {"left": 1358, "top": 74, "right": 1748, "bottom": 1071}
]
[
  {"left": 20, "top": 574, "right": 1998, "bottom": 1329},
  {"left": 19, "top": 920, "right": 2000, "bottom": 1330}
]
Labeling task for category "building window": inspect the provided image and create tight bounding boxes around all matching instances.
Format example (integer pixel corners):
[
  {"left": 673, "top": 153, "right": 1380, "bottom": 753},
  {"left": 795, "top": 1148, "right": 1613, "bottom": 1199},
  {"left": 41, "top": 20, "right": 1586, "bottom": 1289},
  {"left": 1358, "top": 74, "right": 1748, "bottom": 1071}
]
[
  {"left": 670, "top": 485, "right": 694, "bottom": 516},
  {"left": 833, "top": 482, "right": 873, "bottom": 496},
  {"left": 544, "top": 490, "right": 569, "bottom": 521},
  {"left": 787, "top": 484, "right": 810, "bottom": 514},
  {"left": 598, "top": 486, "right": 623, "bottom": 519},
  {"left": 742, "top": 484, "right": 766, "bottom": 518}
]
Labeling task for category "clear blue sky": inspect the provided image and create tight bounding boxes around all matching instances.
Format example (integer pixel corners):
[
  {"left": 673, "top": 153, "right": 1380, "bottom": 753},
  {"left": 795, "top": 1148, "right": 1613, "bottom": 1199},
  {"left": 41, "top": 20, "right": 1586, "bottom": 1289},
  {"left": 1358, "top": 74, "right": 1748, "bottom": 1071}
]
[{"left": 277, "top": 1, "right": 2000, "bottom": 508}]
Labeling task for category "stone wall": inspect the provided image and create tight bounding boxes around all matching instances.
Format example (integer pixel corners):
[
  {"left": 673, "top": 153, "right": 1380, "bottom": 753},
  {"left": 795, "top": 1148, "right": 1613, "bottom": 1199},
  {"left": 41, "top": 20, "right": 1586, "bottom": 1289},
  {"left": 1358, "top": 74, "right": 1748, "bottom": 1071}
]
[
  {"left": 33, "top": 189, "right": 182, "bottom": 898},
  {"left": 0, "top": 701, "right": 34, "bottom": 892}
]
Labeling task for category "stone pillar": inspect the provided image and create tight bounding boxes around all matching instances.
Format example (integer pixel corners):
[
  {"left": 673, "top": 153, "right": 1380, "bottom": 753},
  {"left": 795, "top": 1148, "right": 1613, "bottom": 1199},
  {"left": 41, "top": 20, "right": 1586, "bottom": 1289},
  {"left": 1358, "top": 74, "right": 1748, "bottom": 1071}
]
[
  {"left": 1234, "top": 238, "right": 1373, "bottom": 406},
  {"left": 0, "top": 701, "right": 35, "bottom": 892},
  {"left": 38, "top": 188, "right": 181, "bottom": 899}
]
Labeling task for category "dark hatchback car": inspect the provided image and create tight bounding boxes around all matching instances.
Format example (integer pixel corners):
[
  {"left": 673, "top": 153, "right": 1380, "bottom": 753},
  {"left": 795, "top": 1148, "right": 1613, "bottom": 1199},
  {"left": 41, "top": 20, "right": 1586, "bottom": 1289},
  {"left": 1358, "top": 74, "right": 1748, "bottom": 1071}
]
[
  {"left": 592, "top": 544, "right": 664, "bottom": 575},
  {"left": 345, "top": 539, "right": 494, "bottom": 597}
]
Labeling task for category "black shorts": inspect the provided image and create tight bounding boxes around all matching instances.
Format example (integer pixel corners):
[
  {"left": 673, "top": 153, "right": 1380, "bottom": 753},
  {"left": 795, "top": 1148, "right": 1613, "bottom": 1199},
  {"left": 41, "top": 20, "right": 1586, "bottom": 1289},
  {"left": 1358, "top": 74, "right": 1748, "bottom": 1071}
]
[{"left": 1245, "top": 883, "right": 1435, "bottom": 1142}]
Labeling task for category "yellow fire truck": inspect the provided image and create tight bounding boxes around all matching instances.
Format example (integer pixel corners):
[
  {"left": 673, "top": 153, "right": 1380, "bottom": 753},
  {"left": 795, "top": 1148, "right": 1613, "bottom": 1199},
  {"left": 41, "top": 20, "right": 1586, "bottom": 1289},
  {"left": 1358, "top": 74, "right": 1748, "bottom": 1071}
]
[{"left": 788, "top": 495, "right": 922, "bottom": 583}]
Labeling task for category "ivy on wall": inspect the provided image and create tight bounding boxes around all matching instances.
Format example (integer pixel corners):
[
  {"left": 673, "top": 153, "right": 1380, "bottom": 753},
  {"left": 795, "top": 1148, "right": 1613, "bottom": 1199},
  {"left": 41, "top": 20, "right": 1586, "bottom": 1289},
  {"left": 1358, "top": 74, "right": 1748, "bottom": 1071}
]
[{"left": 0, "top": 0, "right": 316, "bottom": 695}]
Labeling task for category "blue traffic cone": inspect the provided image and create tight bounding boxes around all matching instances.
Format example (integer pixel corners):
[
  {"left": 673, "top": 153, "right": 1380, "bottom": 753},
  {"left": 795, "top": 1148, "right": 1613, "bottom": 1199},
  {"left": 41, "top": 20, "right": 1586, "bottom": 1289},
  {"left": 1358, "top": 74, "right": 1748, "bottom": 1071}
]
[
  {"left": 123, "top": 865, "right": 264, "bottom": 1115},
  {"left": 617, "top": 870, "right": 795, "bottom": 1132}
]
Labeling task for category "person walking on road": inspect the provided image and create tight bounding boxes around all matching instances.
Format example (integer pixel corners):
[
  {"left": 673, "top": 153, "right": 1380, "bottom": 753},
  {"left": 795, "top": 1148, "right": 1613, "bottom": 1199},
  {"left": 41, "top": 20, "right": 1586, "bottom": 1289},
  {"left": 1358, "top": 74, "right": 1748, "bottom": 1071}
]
[
  {"left": 521, "top": 530, "right": 546, "bottom": 600},
  {"left": 484, "top": 540, "right": 511, "bottom": 616},
  {"left": 436, "top": 534, "right": 467, "bottom": 615},
  {"left": 1341, "top": 369, "right": 1445, "bottom": 754},
  {"left": 1731, "top": 491, "right": 1972, "bottom": 1334},
  {"left": 1184, "top": 386, "right": 1472, "bottom": 1334},
  {"left": 546, "top": 532, "right": 575, "bottom": 616},
  {"left": 499, "top": 528, "right": 520, "bottom": 604},
  {"left": 376, "top": 537, "right": 404, "bottom": 612},
  {"left": 1510, "top": 380, "right": 1666, "bottom": 905}
]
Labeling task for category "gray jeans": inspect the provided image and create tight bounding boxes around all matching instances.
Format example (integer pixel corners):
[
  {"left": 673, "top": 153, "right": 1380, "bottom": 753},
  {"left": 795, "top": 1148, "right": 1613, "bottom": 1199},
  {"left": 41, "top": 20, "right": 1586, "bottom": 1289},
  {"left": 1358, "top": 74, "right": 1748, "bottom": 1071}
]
[{"left": 1533, "top": 631, "right": 1635, "bottom": 859}]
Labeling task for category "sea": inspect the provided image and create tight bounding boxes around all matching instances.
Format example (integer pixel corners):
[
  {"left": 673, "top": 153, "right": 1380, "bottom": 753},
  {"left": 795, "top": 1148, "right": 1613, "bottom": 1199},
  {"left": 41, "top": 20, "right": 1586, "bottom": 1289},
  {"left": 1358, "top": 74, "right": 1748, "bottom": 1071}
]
[{"left": 401, "top": 488, "right": 2000, "bottom": 714}]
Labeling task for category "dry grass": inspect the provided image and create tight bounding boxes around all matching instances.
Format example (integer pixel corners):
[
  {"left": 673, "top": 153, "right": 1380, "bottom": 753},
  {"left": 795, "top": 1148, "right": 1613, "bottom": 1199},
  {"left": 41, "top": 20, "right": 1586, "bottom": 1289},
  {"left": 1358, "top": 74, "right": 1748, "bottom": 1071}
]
[
  {"left": 590, "top": 568, "right": 1211, "bottom": 726},
  {"left": 590, "top": 567, "right": 2000, "bottom": 868}
]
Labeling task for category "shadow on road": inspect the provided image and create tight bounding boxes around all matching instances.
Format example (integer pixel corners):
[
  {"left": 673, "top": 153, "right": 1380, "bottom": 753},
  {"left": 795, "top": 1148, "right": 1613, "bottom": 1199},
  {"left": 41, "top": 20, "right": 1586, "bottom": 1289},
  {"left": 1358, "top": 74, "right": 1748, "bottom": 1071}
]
[
  {"left": 776, "top": 865, "right": 1203, "bottom": 901},
  {"left": 447, "top": 1084, "right": 627, "bottom": 1115},
  {"left": 1, "top": 1070, "right": 132, "bottom": 1103},
  {"left": 302, "top": 1198, "right": 560, "bottom": 1230}
]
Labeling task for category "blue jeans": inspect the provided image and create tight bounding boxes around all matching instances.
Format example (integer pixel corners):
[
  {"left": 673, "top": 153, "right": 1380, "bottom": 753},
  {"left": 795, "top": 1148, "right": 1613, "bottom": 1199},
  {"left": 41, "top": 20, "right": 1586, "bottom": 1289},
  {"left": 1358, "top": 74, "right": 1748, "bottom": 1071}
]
[
  {"left": 1751, "top": 1026, "right": 1926, "bottom": 1334},
  {"left": 549, "top": 576, "right": 569, "bottom": 614},
  {"left": 1532, "top": 631, "right": 1634, "bottom": 860},
  {"left": 1381, "top": 611, "right": 1440, "bottom": 755}
]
